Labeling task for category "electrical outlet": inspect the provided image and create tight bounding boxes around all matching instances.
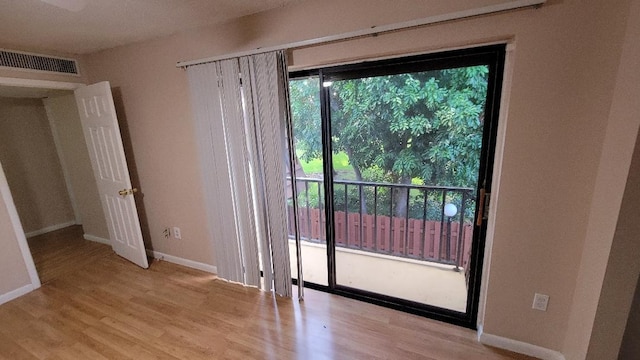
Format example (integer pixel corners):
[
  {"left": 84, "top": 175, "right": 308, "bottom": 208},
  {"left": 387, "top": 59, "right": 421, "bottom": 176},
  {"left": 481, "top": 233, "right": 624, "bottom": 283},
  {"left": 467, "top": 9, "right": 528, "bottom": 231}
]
[
  {"left": 162, "top": 227, "right": 171, "bottom": 239},
  {"left": 532, "top": 293, "right": 549, "bottom": 311},
  {"left": 173, "top": 227, "right": 182, "bottom": 240}
]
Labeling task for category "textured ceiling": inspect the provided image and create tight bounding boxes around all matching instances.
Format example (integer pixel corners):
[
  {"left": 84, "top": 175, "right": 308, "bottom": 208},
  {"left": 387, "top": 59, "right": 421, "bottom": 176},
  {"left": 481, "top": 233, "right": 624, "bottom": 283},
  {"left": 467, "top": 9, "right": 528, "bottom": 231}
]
[{"left": 0, "top": 0, "right": 299, "bottom": 55}]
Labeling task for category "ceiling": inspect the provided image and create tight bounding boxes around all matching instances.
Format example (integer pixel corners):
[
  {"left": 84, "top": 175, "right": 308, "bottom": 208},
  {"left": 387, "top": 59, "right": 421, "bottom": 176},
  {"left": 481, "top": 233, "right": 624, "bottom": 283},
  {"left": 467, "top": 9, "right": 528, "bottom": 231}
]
[{"left": 0, "top": 0, "right": 300, "bottom": 55}]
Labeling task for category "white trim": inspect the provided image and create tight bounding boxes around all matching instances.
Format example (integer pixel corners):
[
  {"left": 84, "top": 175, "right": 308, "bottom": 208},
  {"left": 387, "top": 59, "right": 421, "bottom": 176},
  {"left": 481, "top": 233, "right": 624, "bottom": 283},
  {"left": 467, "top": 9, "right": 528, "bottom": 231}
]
[
  {"left": 176, "top": 0, "right": 545, "bottom": 68},
  {"left": 0, "top": 162, "right": 41, "bottom": 289},
  {"left": 0, "top": 284, "right": 35, "bottom": 306},
  {"left": 24, "top": 221, "right": 76, "bottom": 238},
  {"left": 477, "top": 41, "right": 517, "bottom": 329},
  {"left": 83, "top": 234, "right": 110, "bottom": 245},
  {"left": 0, "top": 66, "right": 81, "bottom": 78},
  {"left": 44, "top": 100, "right": 81, "bottom": 225},
  {"left": 146, "top": 250, "right": 217, "bottom": 274},
  {"left": 0, "top": 77, "right": 84, "bottom": 90},
  {"left": 478, "top": 327, "right": 566, "bottom": 360}
]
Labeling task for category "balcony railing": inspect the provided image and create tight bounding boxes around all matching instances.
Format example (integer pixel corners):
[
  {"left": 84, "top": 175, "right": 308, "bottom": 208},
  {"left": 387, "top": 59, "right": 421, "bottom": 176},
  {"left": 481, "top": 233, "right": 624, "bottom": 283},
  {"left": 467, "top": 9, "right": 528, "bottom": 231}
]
[{"left": 287, "top": 177, "right": 476, "bottom": 271}]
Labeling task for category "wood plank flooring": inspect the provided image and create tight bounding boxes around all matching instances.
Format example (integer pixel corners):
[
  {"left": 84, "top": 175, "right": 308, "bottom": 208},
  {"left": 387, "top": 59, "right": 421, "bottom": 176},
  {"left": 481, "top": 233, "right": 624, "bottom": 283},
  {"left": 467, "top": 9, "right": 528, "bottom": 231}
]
[
  {"left": 2, "top": 226, "right": 536, "bottom": 359},
  {"left": 27, "top": 226, "right": 111, "bottom": 284}
]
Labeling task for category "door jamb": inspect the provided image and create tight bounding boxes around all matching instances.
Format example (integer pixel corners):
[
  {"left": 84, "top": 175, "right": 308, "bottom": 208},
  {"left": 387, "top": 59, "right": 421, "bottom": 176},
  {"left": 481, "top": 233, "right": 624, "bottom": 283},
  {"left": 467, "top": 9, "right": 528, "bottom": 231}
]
[
  {"left": 0, "top": 161, "right": 41, "bottom": 290},
  {"left": 0, "top": 77, "right": 84, "bottom": 90},
  {"left": 475, "top": 42, "right": 515, "bottom": 331}
]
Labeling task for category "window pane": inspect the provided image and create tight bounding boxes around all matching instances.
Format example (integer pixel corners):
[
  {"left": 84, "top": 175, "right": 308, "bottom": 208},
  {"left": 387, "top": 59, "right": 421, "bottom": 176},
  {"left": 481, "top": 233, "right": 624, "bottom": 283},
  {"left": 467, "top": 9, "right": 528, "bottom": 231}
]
[
  {"left": 288, "top": 76, "right": 328, "bottom": 286},
  {"left": 329, "top": 65, "right": 488, "bottom": 312}
]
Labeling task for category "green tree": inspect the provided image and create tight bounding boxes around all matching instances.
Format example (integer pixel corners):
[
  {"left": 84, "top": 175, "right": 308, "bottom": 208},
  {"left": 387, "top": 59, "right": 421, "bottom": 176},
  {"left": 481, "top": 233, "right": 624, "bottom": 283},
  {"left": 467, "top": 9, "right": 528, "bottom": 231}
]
[
  {"left": 289, "top": 78, "right": 322, "bottom": 163},
  {"left": 290, "top": 66, "right": 488, "bottom": 217}
]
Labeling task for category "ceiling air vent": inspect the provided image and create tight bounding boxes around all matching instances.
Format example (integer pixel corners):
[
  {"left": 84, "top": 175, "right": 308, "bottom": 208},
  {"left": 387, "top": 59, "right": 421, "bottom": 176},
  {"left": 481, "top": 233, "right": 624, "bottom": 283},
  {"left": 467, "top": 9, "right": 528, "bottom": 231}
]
[{"left": 0, "top": 49, "right": 79, "bottom": 76}]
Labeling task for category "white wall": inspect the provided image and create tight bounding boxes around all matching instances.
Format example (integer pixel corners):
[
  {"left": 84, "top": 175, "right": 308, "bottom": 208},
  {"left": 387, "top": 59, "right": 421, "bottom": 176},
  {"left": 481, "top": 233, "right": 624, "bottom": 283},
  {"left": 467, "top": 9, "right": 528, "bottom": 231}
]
[{"left": 562, "top": 1, "right": 640, "bottom": 357}]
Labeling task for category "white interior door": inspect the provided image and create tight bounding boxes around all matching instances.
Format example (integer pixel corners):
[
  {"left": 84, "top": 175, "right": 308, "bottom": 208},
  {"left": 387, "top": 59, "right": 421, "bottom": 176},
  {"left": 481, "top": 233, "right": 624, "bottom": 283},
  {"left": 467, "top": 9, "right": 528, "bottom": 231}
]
[{"left": 74, "top": 81, "right": 148, "bottom": 269}]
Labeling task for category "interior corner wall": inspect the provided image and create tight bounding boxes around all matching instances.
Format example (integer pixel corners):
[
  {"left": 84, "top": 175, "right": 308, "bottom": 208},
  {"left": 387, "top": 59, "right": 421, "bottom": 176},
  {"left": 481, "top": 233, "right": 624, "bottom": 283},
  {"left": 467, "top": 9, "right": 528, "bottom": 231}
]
[
  {"left": 81, "top": 0, "right": 634, "bottom": 353},
  {"left": 0, "top": 97, "right": 75, "bottom": 234},
  {"left": 619, "top": 275, "right": 640, "bottom": 359},
  {"left": 586, "top": 127, "right": 640, "bottom": 360},
  {"left": 43, "top": 95, "right": 109, "bottom": 240},
  {"left": 562, "top": 0, "right": 640, "bottom": 358}
]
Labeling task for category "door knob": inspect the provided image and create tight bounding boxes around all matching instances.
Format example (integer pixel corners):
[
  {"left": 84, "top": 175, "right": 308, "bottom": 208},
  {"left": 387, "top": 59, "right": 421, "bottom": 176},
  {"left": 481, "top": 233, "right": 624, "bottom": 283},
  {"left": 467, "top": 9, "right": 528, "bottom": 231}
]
[{"left": 118, "top": 188, "right": 138, "bottom": 196}]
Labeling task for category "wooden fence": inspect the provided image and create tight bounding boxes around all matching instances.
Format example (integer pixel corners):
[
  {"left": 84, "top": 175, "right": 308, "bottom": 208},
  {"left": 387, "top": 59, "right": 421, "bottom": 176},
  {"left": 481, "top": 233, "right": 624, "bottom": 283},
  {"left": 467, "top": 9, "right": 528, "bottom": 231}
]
[{"left": 288, "top": 206, "right": 473, "bottom": 269}]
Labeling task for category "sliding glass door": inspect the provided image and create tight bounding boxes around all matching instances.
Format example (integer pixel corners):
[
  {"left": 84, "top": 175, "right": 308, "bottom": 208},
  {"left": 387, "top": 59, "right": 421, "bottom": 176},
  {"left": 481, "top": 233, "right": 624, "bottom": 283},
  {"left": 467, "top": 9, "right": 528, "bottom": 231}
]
[{"left": 288, "top": 45, "right": 505, "bottom": 327}]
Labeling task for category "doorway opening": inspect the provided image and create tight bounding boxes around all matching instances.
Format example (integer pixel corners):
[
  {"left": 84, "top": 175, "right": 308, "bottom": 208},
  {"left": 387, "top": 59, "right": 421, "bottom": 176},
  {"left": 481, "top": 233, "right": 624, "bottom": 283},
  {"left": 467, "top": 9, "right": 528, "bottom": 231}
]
[
  {"left": 0, "top": 86, "right": 111, "bottom": 283},
  {"left": 288, "top": 45, "right": 505, "bottom": 328}
]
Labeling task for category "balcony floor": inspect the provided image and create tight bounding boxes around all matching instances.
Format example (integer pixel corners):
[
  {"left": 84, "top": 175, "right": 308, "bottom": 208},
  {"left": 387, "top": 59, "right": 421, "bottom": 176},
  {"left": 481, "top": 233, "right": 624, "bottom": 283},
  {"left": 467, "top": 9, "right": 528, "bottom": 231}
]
[{"left": 289, "top": 240, "right": 468, "bottom": 313}]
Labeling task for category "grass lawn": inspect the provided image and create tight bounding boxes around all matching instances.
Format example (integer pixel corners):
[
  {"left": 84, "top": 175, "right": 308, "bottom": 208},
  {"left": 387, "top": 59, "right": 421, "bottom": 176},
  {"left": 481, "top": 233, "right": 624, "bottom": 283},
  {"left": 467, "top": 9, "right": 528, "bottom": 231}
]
[
  {"left": 298, "top": 150, "right": 423, "bottom": 184},
  {"left": 299, "top": 151, "right": 353, "bottom": 176}
]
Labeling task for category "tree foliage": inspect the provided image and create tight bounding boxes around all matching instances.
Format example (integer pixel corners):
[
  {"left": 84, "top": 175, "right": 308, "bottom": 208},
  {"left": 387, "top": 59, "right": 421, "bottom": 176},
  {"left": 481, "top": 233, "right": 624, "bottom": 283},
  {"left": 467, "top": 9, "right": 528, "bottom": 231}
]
[
  {"left": 289, "top": 78, "right": 322, "bottom": 163},
  {"left": 328, "top": 66, "right": 488, "bottom": 188},
  {"left": 289, "top": 66, "right": 488, "bottom": 217}
]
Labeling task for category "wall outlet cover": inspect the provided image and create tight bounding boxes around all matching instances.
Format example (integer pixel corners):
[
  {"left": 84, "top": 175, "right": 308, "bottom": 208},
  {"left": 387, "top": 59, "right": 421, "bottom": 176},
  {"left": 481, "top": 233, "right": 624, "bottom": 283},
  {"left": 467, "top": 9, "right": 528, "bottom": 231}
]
[{"left": 532, "top": 293, "right": 549, "bottom": 311}]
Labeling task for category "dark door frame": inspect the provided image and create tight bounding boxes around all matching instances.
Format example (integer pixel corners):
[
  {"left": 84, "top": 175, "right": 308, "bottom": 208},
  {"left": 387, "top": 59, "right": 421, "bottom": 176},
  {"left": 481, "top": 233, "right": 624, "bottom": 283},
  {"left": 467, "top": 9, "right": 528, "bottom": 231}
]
[{"left": 290, "top": 44, "right": 506, "bottom": 329}]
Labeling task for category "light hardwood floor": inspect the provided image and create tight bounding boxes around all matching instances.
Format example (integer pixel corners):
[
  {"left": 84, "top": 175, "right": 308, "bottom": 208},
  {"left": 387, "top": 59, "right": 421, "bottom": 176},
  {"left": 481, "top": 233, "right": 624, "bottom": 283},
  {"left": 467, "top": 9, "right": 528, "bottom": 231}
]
[
  {"left": 27, "top": 226, "right": 110, "bottom": 284},
  {"left": 1, "top": 226, "right": 536, "bottom": 359}
]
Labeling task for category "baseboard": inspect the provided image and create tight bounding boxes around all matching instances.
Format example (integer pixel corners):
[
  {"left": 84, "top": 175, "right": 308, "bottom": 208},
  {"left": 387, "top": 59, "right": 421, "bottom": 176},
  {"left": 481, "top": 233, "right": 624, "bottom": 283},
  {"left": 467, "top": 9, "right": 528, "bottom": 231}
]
[
  {"left": 25, "top": 221, "right": 76, "bottom": 238},
  {"left": 146, "top": 250, "right": 217, "bottom": 274},
  {"left": 0, "top": 284, "right": 34, "bottom": 306},
  {"left": 83, "top": 234, "right": 110, "bottom": 245},
  {"left": 478, "top": 326, "right": 565, "bottom": 360}
]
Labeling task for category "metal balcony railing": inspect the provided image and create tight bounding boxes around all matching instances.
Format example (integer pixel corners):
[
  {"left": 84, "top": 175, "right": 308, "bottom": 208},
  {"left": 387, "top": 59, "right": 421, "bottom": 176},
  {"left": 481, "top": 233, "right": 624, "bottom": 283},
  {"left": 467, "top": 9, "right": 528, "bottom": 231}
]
[{"left": 286, "top": 177, "right": 476, "bottom": 270}]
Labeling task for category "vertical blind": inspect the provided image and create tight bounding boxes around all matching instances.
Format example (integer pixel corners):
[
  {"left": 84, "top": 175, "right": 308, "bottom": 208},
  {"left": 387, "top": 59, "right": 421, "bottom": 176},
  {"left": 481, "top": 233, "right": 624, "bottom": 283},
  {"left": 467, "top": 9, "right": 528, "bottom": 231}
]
[{"left": 187, "top": 50, "right": 299, "bottom": 297}]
